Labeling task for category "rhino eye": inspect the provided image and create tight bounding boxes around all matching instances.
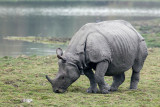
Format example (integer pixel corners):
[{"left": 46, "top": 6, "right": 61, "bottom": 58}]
[{"left": 61, "top": 76, "right": 65, "bottom": 79}]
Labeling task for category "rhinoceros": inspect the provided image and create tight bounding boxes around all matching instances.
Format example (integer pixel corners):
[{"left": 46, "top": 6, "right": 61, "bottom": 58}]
[{"left": 46, "top": 20, "right": 148, "bottom": 94}]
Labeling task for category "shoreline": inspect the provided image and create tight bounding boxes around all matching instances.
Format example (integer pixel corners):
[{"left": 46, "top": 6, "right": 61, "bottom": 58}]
[
  {"left": 3, "top": 18, "right": 160, "bottom": 48},
  {"left": 3, "top": 36, "right": 71, "bottom": 45}
]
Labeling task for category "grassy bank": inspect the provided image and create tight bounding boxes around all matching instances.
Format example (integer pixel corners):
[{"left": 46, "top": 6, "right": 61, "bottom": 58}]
[
  {"left": 0, "top": 48, "right": 160, "bottom": 106},
  {"left": 133, "top": 19, "right": 160, "bottom": 48},
  {"left": 3, "top": 36, "right": 70, "bottom": 45},
  {"left": 3, "top": 33, "right": 160, "bottom": 48},
  {"left": 142, "top": 33, "right": 160, "bottom": 47}
]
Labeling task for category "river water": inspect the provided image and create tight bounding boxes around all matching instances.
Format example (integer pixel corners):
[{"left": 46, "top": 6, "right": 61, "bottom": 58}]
[{"left": 0, "top": 1, "right": 160, "bottom": 57}]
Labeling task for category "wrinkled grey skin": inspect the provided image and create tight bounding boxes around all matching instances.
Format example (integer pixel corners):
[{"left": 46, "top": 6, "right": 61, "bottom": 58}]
[{"left": 46, "top": 20, "right": 148, "bottom": 94}]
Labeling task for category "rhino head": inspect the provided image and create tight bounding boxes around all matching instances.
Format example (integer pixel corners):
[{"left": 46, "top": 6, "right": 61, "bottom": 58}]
[{"left": 46, "top": 48, "right": 80, "bottom": 93}]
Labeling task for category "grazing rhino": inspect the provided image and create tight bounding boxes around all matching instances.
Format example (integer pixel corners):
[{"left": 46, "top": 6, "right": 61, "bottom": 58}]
[{"left": 46, "top": 20, "right": 148, "bottom": 94}]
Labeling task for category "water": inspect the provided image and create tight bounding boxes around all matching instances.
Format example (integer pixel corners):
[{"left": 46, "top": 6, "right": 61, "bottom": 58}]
[
  {"left": 0, "top": 37, "right": 66, "bottom": 57},
  {"left": 0, "top": 1, "right": 160, "bottom": 57}
]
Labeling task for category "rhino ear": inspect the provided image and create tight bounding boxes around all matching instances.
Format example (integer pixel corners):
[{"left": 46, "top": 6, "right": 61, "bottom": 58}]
[
  {"left": 56, "top": 48, "right": 63, "bottom": 57},
  {"left": 56, "top": 48, "right": 66, "bottom": 62}
]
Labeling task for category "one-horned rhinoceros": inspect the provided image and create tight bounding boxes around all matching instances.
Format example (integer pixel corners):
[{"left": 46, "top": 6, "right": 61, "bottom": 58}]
[{"left": 46, "top": 20, "right": 148, "bottom": 94}]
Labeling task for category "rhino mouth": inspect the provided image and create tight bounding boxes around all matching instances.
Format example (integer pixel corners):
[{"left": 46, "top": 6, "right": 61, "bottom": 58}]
[{"left": 54, "top": 88, "right": 66, "bottom": 93}]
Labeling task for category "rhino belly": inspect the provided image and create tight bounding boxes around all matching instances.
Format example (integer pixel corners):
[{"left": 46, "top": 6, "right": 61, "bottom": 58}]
[
  {"left": 105, "top": 46, "right": 138, "bottom": 76},
  {"left": 105, "top": 62, "right": 134, "bottom": 76},
  {"left": 104, "top": 34, "right": 139, "bottom": 76}
]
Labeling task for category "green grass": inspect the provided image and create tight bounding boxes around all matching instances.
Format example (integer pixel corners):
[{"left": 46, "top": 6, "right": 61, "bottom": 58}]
[
  {"left": 142, "top": 33, "right": 160, "bottom": 48},
  {"left": 0, "top": 48, "right": 160, "bottom": 107},
  {"left": 132, "top": 19, "right": 160, "bottom": 48}
]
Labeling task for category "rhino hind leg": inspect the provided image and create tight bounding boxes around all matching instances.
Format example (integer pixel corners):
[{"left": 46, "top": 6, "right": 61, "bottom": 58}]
[
  {"left": 130, "top": 70, "right": 140, "bottom": 89},
  {"left": 110, "top": 73, "right": 125, "bottom": 91},
  {"left": 83, "top": 69, "right": 98, "bottom": 93},
  {"left": 130, "top": 61, "right": 145, "bottom": 89},
  {"left": 130, "top": 41, "right": 148, "bottom": 89}
]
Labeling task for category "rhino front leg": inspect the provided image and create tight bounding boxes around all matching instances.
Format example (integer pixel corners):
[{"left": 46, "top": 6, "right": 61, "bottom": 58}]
[
  {"left": 95, "top": 61, "right": 110, "bottom": 94},
  {"left": 83, "top": 69, "right": 98, "bottom": 93}
]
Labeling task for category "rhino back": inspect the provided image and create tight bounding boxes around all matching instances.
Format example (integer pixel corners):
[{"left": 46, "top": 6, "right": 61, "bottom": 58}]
[{"left": 65, "top": 20, "right": 142, "bottom": 74}]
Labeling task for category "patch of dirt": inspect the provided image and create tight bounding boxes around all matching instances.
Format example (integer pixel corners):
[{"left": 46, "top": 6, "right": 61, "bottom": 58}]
[
  {"left": 4, "top": 79, "right": 25, "bottom": 88},
  {"left": 4, "top": 80, "right": 15, "bottom": 84},
  {"left": 5, "top": 68, "right": 14, "bottom": 72},
  {"left": 4, "top": 80, "right": 19, "bottom": 87}
]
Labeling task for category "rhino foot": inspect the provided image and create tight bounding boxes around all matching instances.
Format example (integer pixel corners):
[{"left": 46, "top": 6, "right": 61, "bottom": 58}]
[
  {"left": 100, "top": 84, "right": 110, "bottom": 94},
  {"left": 109, "top": 87, "right": 118, "bottom": 92},
  {"left": 101, "top": 89, "right": 110, "bottom": 94},
  {"left": 129, "top": 86, "right": 137, "bottom": 90},
  {"left": 130, "top": 83, "right": 138, "bottom": 90},
  {"left": 87, "top": 87, "right": 98, "bottom": 93}
]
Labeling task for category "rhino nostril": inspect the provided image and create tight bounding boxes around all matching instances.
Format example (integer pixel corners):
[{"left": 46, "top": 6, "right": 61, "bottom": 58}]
[{"left": 55, "top": 89, "right": 60, "bottom": 93}]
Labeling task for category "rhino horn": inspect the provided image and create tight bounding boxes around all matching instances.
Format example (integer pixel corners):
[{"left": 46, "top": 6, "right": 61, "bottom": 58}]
[
  {"left": 56, "top": 48, "right": 66, "bottom": 62},
  {"left": 46, "top": 75, "right": 53, "bottom": 84}
]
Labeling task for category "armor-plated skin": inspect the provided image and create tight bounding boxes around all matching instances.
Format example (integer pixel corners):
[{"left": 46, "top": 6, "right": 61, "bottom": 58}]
[{"left": 46, "top": 20, "right": 148, "bottom": 94}]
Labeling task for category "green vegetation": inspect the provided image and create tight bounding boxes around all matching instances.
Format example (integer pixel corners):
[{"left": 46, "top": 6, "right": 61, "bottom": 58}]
[
  {"left": 0, "top": 48, "right": 160, "bottom": 106},
  {"left": 4, "top": 36, "right": 70, "bottom": 45},
  {"left": 142, "top": 33, "right": 160, "bottom": 47},
  {"left": 132, "top": 19, "right": 160, "bottom": 48}
]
